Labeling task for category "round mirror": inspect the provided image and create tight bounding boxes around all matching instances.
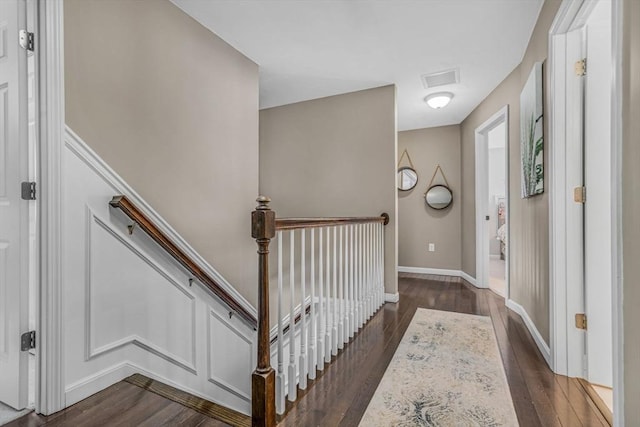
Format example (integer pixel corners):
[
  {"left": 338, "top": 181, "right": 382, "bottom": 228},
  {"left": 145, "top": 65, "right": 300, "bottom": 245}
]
[
  {"left": 397, "top": 167, "right": 418, "bottom": 191},
  {"left": 425, "top": 185, "right": 453, "bottom": 210}
]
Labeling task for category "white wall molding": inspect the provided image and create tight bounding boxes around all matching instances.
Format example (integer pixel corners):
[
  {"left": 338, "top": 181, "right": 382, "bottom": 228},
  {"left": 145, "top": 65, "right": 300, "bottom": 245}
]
[
  {"left": 38, "top": 0, "right": 66, "bottom": 415},
  {"left": 65, "top": 360, "right": 236, "bottom": 409},
  {"left": 207, "top": 309, "right": 253, "bottom": 402},
  {"left": 64, "top": 127, "right": 257, "bottom": 324},
  {"left": 59, "top": 127, "right": 255, "bottom": 415},
  {"left": 506, "top": 299, "right": 552, "bottom": 368},
  {"left": 460, "top": 271, "right": 477, "bottom": 287},
  {"left": 398, "top": 266, "right": 478, "bottom": 287},
  {"left": 85, "top": 208, "right": 198, "bottom": 374},
  {"left": 398, "top": 266, "right": 460, "bottom": 277},
  {"left": 384, "top": 293, "right": 399, "bottom": 303}
]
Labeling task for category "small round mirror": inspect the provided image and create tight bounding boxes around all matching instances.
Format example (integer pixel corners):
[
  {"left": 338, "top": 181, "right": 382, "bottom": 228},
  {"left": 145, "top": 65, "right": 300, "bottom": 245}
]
[
  {"left": 425, "top": 185, "right": 453, "bottom": 210},
  {"left": 397, "top": 167, "right": 418, "bottom": 191}
]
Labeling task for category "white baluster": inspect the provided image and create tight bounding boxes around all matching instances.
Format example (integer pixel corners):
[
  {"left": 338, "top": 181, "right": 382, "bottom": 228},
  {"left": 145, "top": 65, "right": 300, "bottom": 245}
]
[
  {"left": 299, "top": 229, "right": 307, "bottom": 390},
  {"left": 376, "top": 223, "right": 381, "bottom": 309},
  {"left": 276, "top": 231, "right": 285, "bottom": 414},
  {"left": 338, "top": 226, "right": 344, "bottom": 349},
  {"left": 355, "top": 224, "right": 361, "bottom": 332},
  {"left": 288, "top": 231, "right": 297, "bottom": 401},
  {"left": 332, "top": 226, "right": 338, "bottom": 355},
  {"left": 348, "top": 224, "right": 355, "bottom": 338},
  {"left": 367, "top": 223, "right": 372, "bottom": 319},
  {"left": 380, "top": 223, "right": 384, "bottom": 308},
  {"left": 344, "top": 225, "right": 350, "bottom": 343},
  {"left": 325, "top": 227, "right": 332, "bottom": 363},
  {"left": 358, "top": 224, "right": 364, "bottom": 329},
  {"left": 318, "top": 227, "right": 325, "bottom": 370},
  {"left": 309, "top": 229, "right": 317, "bottom": 379}
]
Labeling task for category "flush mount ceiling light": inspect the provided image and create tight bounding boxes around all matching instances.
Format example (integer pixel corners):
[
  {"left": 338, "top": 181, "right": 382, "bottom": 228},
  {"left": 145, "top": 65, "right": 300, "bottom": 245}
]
[{"left": 424, "top": 92, "right": 454, "bottom": 109}]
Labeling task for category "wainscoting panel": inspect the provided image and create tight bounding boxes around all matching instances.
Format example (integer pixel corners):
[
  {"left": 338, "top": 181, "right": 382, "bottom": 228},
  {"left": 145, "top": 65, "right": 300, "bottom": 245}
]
[
  {"left": 208, "top": 310, "right": 253, "bottom": 401},
  {"left": 62, "top": 128, "right": 255, "bottom": 415},
  {"left": 0, "top": 242, "right": 7, "bottom": 358}
]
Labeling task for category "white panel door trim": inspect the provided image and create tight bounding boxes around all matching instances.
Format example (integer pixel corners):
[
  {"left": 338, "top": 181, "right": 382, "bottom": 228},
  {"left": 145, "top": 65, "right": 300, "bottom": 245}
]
[
  {"left": 207, "top": 309, "right": 253, "bottom": 402},
  {"left": 38, "top": 0, "right": 66, "bottom": 414},
  {"left": 63, "top": 127, "right": 257, "bottom": 324},
  {"left": 84, "top": 206, "right": 198, "bottom": 374},
  {"left": 549, "top": 0, "right": 623, "bottom": 423}
]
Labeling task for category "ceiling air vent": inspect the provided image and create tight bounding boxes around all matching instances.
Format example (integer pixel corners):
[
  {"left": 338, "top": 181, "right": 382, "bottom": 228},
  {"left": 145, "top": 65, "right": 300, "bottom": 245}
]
[{"left": 421, "top": 68, "right": 460, "bottom": 89}]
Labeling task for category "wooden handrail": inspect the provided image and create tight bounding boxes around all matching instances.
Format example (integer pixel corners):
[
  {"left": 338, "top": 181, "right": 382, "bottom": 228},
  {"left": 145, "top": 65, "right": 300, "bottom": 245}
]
[
  {"left": 275, "top": 213, "right": 389, "bottom": 230},
  {"left": 109, "top": 195, "right": 257, "bottom": 328}
]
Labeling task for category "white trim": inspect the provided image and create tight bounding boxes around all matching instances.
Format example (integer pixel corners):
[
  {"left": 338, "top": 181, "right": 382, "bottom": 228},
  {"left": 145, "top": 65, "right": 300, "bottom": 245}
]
[
  {"left": 610, "top": 0, "right": 624, "bottom": 421},
  {"left": 506, "top": 299, "right": 552, "bottom": 367},
  {"left": 397, "top": 266, "right": 478, "bottom": 287},
  {"left": 460, "top": 271, "right": 477, "bottom": 287},
  {"left": 64, "top": 127, "right": 257, "bottom": 325},
  {"left": 37, "top": 0, "right": 65, "bottom": 415},
  {"left": 397, "top": 266, "right": 461, "bottom": 277},
  {"left": 384, "top": 293, "right": 399, "bottom": 303},
  {"left": 474, "top": 105, "right": 509, "bottom": 293},
  {"left": 63, "top": 361, "right": 237, "bottom": 412},
  {"left": 549, "top": 1, "right": 623, "bottom": 421}
]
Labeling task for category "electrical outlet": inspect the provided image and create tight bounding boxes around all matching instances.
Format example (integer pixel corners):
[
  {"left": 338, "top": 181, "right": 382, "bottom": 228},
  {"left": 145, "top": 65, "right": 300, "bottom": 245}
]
[{"left": 428, "top": 243, "right": 435, "bottom": 252}]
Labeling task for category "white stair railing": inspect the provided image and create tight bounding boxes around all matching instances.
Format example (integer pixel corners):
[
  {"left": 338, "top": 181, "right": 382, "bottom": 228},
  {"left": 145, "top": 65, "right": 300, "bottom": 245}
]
[{"left": 262, "top": 212, "right": 388, "bottom": 416}]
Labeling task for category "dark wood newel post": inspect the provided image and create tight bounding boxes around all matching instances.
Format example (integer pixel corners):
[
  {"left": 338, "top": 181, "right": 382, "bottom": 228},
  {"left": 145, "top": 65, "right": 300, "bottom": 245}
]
[{"left": 251, "top": 196, "right": 276, "bottom": 427}]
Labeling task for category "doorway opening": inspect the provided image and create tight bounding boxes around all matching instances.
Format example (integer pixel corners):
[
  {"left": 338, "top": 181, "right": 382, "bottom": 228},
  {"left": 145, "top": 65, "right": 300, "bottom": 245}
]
[{"left": 474, "top": 106, "right": 509, "bottom": 297}]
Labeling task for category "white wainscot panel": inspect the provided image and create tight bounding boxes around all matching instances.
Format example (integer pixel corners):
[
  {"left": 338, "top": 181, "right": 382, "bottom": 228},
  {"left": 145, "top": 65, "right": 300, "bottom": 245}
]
[
  {"left": 0, "top": 242, "right": 7, "bottom": 358},
  {"left": 208, "top": 310, "right": 252, "bottom": 401},
  {"left": 86, "top": 208, "right": 197, "bottom": 373}
]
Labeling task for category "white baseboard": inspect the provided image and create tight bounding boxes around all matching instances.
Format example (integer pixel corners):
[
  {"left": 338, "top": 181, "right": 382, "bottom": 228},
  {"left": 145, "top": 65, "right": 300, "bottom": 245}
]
[
  {"left": 65, "top": 361, "right": 250, "bottom": 415},
  {"left": 506, "top": 299, "right": 552, "bottom": 368},
  {"left": 384, "top": 293, "right": 399, "bottom": 303},
  {"left": 398, "top": 266, "right": 478, "bottom": 287},
  {"left": 65, "top": 361, "right": 136, "bottom": 406},
  {"left": 398, "top": 266, "right": 460, "bottom": 276},
  {"left": 460, "top": 271, "right": 478, "bottom": 287}
]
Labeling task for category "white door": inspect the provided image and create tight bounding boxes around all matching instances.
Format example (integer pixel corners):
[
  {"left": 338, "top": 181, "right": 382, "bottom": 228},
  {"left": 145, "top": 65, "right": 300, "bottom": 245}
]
[
  {"left": 0, "top": 0, "right": 30, "bottom": 410},
  {"left": 583, "top": 0, "right": 613, "bottom": 388}
]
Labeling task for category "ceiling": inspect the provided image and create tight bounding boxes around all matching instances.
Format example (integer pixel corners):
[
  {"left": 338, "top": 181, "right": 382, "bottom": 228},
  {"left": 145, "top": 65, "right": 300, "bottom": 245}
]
[{"left": 171, "top": 0, "right": 543, "bottom": 131}]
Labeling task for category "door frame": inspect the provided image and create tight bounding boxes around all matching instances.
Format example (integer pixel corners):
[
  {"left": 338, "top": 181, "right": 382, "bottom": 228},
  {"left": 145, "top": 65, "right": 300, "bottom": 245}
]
[
  {"left": 35, "top": 0, "right": 65, "bottom": 415},
  {"left": 548, "top": 0, "right": 623, "bottom": 422},
  {"left": 474, "top": 105, "right": 509, "bottom": 297}
]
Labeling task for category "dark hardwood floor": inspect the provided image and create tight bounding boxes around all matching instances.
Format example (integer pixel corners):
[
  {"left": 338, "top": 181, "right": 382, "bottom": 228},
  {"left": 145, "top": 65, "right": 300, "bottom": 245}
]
[
  {"left": 6, "top": 381, "right": 233, "bottom": 427},
  {"left": 7, "top": 274, "right": 608, "bottom": 426},
  {"left": 278, "top": 274, "right": 609, "bottom": 427}
]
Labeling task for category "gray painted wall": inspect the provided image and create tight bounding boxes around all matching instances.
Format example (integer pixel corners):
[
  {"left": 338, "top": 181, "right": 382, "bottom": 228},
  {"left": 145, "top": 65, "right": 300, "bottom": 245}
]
[
  {"left": 460, "top": 0, "right": 562, "bottom": 344},
  {"left": 259, "top": 86, "right": 398, "bottom": 295},
  {"left": 397, "top": 126, "right": 461, "bottom": 270},
  {"left": 64, "top": 0, "right": 261, "bottom": 306}
]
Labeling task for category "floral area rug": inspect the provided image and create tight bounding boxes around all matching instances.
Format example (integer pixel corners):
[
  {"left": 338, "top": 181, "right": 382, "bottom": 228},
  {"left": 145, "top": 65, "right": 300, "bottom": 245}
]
[{"left": 359, "top": 309, "right": 519, "bottom": 426}]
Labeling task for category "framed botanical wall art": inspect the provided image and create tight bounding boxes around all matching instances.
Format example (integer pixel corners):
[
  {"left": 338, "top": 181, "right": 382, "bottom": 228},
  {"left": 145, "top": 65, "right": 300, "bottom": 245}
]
[{"left": 520, "top": 62, "right": 544, "bottom": 198}]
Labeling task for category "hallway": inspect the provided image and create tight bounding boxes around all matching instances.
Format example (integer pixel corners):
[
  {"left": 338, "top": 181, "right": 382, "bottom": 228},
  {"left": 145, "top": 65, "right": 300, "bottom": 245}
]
[{"left": 7, "top": 275, "right": 608, "bottom": 427}]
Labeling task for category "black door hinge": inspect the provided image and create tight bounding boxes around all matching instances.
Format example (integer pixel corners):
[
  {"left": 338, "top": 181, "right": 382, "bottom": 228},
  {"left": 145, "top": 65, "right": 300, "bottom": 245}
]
[
  {"left": 21, "top": 331, "right": 36, "bottom": 351},
  {"left": 21, "top": 182, "right": 36, "bottom": 200}
]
